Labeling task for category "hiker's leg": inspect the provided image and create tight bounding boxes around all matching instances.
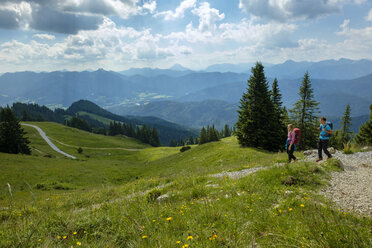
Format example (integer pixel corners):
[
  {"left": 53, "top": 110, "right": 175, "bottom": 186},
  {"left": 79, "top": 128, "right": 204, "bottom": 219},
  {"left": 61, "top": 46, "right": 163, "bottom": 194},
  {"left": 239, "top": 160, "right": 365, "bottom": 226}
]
[
  {"left": 318, "top": 139, "right": 323, "bottom": 159},
  {"left": 291, "top": 146, "right": 297, "bottom": 161},
  {"left": 287, "top": 147, "right": 292, "bottom": 162},
  {"left": 322, "top": 140, "right": 332, "bottom": 158}
]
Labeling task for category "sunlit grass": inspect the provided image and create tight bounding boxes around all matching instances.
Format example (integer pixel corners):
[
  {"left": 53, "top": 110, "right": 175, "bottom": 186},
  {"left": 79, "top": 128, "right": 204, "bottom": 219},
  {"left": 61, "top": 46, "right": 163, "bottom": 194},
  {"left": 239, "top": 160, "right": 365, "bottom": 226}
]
[{"left": 0, "top": 123, "right": 370, "bottom": 247}]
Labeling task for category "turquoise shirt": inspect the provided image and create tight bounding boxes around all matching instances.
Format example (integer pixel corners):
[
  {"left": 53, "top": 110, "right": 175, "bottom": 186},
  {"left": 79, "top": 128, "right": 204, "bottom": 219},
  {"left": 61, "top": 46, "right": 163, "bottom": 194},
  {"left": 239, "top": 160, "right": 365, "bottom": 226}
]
[{"left": 319, "top": 124, "right": 331, "bottom": 140}]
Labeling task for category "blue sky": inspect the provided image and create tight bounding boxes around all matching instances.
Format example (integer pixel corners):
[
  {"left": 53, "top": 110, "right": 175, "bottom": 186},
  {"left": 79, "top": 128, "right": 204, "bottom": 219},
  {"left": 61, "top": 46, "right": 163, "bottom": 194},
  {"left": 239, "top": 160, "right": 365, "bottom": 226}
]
[{"left": 0, "top": 0, "right": 371, "bottom": 72}]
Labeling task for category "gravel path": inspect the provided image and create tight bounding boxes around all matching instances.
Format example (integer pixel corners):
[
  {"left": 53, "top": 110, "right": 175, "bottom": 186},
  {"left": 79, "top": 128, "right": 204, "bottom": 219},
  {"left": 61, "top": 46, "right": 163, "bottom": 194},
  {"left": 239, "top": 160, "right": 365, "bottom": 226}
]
[
  {"left": 22, "top": 123, "right": 76, "bottom": 159},
  {"left": 305, "top": 149, "right": 372, "bottom": 216}
]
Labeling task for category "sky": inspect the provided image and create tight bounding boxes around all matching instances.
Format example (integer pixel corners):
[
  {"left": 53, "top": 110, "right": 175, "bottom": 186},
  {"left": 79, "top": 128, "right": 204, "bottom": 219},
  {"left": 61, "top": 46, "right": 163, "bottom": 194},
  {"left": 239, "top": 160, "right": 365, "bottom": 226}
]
[{"left": 0, "top": 0, "right": 371, "bottom": 72}]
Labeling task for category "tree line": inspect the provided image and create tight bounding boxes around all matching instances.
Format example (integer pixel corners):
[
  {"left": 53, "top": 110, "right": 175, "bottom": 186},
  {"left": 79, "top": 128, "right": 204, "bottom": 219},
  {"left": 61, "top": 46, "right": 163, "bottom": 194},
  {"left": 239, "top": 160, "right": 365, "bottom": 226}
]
[
  {"left": 108, "top": 121, "right": 160, "bottom": 147},
  {"left": 236, "top": 62, "right": 372, "bottom": 151}
]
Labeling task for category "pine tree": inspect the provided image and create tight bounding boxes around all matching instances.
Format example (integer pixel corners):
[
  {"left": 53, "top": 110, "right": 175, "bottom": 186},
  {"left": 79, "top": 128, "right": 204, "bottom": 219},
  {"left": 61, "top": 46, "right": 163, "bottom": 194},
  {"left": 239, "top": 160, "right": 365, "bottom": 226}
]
[
  {"left": 222, "top": 124, "right": 231, "bottom": 138},
  {"left": 151, "top": 127, "right": 161, "bottom": 147},
  {"left": 199, "top": 127, "right": 207, "bottom": 145},
  {"left": 289, "top": 72, "right": 319, "bottom": 150},
  {"left": 354, "top": 105, "right": 372, "bottom": 145},
  {"left": 0, "top": 107, "right": 31, "bottom": 154},
  {"left": 341, "top": 104, "right": 353, "bottom": 144},
  {"left": 236, "top": 62, "right": 282, "bottom": 151},
  {"left": 271, "top": 78, "right": 287, "bottom": 149}
]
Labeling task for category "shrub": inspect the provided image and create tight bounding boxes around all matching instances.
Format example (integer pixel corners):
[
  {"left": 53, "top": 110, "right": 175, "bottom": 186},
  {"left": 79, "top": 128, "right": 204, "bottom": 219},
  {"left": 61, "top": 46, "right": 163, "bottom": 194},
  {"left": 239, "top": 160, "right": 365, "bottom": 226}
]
[
  {"left": 77, "top": 147, "right": 83, "bottom": 154},
  {"left": 180, "top": 146, "right": 191, "bottom": 152},
  {"left": 145, "top": 189, "right": 162, "bottom": 203}
]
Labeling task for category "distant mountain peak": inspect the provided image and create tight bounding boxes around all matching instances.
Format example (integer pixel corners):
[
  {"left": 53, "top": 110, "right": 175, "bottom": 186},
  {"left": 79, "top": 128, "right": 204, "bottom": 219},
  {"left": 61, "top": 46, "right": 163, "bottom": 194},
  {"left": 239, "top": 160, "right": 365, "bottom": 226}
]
[{"left": 170, "top": 64, "right": 189, "bottom": 71}]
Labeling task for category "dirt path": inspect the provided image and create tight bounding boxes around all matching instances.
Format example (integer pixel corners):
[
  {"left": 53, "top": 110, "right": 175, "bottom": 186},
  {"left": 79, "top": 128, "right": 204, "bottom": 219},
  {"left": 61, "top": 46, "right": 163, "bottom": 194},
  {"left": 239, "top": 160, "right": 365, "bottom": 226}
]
[
  {"left": 48, "top": 138, "right": 141, "bottom": 151},
  {"left": 22, "top": 123, "right": 76, "bottom": 159}
]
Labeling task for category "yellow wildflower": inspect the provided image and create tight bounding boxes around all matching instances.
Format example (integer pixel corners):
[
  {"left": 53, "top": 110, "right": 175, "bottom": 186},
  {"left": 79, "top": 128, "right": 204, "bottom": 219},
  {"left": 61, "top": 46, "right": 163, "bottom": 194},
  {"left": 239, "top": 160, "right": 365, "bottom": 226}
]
[
  {"left": 213, "top": 234, "right": 218, "bottom": 239},
  {"left": 73, "top": 232, "right": 77, "bottom": 235},
  {"left": 38, "top": 239, "right": 41, "bottom": 242},
  {"left": 289, "top": 208, "right": 293, "bottom": 212},
  {"left": 57, "top": 236, "right": 61, "bottom": 239},
  {"left": 166, "top": 217, "right": 172, "bottom": 221},
  {"left": 182, "top": 245, "right": 189, "bottom": 248},
  {"left": 279, "top": 209, "right": 282, "bottom": 213},
  {"left": 142, "top": 235, "right": 148, "bottom": 239},
  {"left": 176, "top": 241, "right": 181, "bottom": 244},
  {"left": 152, "top": 220, "right": 156, "bottom": 222},
  {"left": 63, "top": 236, "right": 67, "bottom": 239},
  {"left": 77, "top": 241, "right": 82, "bottom": 246},
  {"left": 187, "top": 236, "right": 193, "bottom": 240},
  {"left": 300, "top": 204, "right": 305, "bottom": 207}
]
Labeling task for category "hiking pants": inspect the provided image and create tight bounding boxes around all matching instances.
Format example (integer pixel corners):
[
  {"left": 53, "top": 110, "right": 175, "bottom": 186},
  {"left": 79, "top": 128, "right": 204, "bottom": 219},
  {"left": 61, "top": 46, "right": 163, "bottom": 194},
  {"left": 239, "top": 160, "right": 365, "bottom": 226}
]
[
  {"left": 287, "top": 145, "right": 296, "bottom": 162},
  {"left": 318, "top": 139, "right": 331, "bottom": 159}
]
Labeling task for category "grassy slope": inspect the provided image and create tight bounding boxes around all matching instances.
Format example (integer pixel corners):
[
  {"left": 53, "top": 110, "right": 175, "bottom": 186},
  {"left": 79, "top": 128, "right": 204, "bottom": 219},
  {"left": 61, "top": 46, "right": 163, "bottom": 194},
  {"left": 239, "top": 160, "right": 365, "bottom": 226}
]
[{"left": 0, "top": 123, "right": 370, "bottom": 247}]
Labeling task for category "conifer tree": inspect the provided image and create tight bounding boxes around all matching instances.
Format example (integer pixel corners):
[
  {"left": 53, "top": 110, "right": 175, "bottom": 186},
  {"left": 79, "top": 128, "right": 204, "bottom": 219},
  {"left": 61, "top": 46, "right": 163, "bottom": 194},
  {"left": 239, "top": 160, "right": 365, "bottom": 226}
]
[
  {"left": 222, "top": 124, "right": 231, "bottom": 138},
  {"left": 355, "top": 105, "right": 372, "bottom": 145},
  {"left": 236, "top": 62, "right": 282, "bottom": 151},
  {"left": 0, "top": 107, "right": 31, "bottom": 154},
  {"left": 341, "top": 104, "right": 353, "bottom": 144},
  {"left": 199, "top": 127, "right": 207, "bottom": 144},
  {"left": 289, "top": 72, "right": 319, "bottom": 150},
  {"left": 271, "top": 78, "right": 287, "bottom": 148}
]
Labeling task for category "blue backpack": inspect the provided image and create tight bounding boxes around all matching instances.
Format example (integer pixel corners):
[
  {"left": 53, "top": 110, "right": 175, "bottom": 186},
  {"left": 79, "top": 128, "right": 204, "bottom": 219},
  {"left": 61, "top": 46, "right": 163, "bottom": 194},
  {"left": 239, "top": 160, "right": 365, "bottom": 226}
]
[{"left": 325, "top": 122, "right": 333, "bottom": 137}]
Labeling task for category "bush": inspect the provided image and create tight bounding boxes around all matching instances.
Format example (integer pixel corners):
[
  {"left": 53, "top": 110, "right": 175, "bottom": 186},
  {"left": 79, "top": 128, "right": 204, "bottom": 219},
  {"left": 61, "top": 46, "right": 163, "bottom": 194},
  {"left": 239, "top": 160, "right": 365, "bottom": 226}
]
[
  {"left": 77, "top": 147, "right": 83, "bottom": 154},
  {"left": 145, "top": 189, "right": 162, "bottom": 203},
  {"left": 343, "top": 142, "right": 353, "bottom": 154},
  {"left": 326, "top": 158, "right": 344, "bottom": 171},
  {"left": 180, "top": 146, "right": 191, "bottom": 152}
]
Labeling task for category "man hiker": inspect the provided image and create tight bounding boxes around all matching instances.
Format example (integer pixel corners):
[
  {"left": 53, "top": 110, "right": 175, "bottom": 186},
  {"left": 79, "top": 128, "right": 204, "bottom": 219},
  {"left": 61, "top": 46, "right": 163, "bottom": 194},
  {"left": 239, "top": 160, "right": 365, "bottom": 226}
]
[{"left": 317, "top": 117, "right": 333, "bottom": 162}]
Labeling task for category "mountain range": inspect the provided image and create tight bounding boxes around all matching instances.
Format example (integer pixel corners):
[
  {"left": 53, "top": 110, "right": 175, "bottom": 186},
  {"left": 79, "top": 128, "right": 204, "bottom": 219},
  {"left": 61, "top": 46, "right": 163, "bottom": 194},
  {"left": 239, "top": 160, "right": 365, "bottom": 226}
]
[{"left": 1, "top": 58, "right": 371, "bottom": 133}]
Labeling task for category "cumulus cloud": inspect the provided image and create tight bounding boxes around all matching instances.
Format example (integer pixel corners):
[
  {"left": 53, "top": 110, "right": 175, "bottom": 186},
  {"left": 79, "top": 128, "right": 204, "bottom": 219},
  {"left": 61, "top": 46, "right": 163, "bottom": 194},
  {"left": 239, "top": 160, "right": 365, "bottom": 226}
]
[
  {"left": 0, "top": 0, "right": 155, "bottom": 33},
  {"left": 0, "top": 9, "right": 20, "bottom": 29},
  {"left": 219, "top": 19, "right": 297, "bottom": 48},
  {"left": 155, "top": 0, "right": 196, "bottom": 20},
  {"left": 239, "top": 0, "right": 340, "bottom": 22},
  {"left": 0, "top": 17, "right": 184, "bottom": 72},
  {"left": 33, "top": 34, "right": 56, "bottom": 40},
  {"left": 367, "top": 8, "right": 372, "bottom": 21},
  {"left": 30, "top": 7, "right": 103, "bottom": 34},
  {"left": 192, "top": 2, "right": 225, "bottom": 33}
]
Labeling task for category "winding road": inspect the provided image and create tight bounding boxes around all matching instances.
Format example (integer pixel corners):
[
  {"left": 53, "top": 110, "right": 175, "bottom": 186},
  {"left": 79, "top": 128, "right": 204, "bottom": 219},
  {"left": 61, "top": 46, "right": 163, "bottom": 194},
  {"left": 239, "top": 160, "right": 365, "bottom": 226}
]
[{"left": 22, "top": 123, "right": 76, "bottom": 159}]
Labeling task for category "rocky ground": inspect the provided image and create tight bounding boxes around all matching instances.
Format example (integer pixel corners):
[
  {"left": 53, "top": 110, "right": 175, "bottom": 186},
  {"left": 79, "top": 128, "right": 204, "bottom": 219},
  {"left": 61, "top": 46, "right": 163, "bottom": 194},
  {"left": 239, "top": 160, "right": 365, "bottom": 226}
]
[{"left": 305, "top": 148, "right": 372, "bottom": 216}]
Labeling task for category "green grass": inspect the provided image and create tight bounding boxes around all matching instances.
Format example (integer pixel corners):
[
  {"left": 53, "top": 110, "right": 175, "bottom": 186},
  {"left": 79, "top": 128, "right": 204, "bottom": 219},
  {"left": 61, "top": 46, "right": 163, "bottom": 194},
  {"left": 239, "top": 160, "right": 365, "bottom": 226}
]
[
  {"left": 77, "top": 111, "right": 113, "bottom": 126},
  {"left": 0, "top": 122, "right": 371, "bottom": 247}
]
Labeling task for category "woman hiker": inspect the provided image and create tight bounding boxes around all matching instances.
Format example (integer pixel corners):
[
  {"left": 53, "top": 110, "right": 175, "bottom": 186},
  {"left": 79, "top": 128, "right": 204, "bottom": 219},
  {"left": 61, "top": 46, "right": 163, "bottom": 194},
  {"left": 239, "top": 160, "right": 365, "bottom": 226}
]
[{"left": 286, "top": 124, "right": 298, "bottom": 163}]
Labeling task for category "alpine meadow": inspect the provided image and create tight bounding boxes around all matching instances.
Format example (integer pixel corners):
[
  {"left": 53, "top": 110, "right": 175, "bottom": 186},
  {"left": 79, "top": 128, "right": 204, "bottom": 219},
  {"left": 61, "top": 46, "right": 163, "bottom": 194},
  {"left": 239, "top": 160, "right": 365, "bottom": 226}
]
[{"left": 1, "top": 0, "right": 372, "bottom": 247}]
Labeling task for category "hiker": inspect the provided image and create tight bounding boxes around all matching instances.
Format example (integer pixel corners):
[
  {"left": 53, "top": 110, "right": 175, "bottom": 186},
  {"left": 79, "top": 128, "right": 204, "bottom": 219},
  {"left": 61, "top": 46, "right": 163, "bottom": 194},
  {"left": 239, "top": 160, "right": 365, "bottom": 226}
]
[
  {"left": 317, "top": 117, "right": 333, "bottom": 162},
  {"left": 286, "top": 124, "right": 297, "bottom": 163}
]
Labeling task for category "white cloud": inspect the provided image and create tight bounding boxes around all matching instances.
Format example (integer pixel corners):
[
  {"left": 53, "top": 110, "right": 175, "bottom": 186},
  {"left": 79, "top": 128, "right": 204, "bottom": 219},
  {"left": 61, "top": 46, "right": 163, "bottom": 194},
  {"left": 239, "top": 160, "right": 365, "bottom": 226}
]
[
  {"left": 239, "top": 0, "right": 340, "bottom": 22},
  {"left": 219, "top": 19, "right": 297, "bottom": 48},
  {"left": 33, "top": 34, "right": 56, "bottom": 40},
  {"left": 192, "top": 2, "right": 225, "bottom": 33},
  {"left": 155, "top": 0, "right": 196, "bottom": 20},
  {"left": 367, "top": 8, "right": 372, "bottom": 21},
  {"left": 142, "top": 0, "right": 157, "bottom": 14}
]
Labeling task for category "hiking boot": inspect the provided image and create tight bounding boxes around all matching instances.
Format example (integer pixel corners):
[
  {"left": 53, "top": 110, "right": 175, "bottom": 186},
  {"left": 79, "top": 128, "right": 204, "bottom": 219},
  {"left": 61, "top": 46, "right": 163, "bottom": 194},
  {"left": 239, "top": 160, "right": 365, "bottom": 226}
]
[
  {"left": 293, "top": 158, "right": 298, "bottom": 163},
  {"left": 316, "top": 158, "right": 323, "bottom": 162}
]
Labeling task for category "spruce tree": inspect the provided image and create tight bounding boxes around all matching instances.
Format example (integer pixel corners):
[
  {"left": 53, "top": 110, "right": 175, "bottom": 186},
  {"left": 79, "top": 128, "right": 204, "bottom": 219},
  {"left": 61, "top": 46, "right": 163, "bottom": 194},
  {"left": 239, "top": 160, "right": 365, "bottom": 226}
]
[
  {"left": 236, "top": 62, "right": 282, "bottom": 151},
  {"left": 0, "top": 107, "right": 31, "bottom": 154},
  {"left": 341, "top": 104, "right": 353, "bottom": 144},
  {"left": 355, "top": 105, "right": 372, "bottom": 145},
  {"left": 199, "top": 127, "right": 207, "bottom": 145},
  {"left": 289, "top": 72, "right": 319, "bottom": 150},
  {"left": 271, "top": 78, "right": 287, "bottom": 149}
]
